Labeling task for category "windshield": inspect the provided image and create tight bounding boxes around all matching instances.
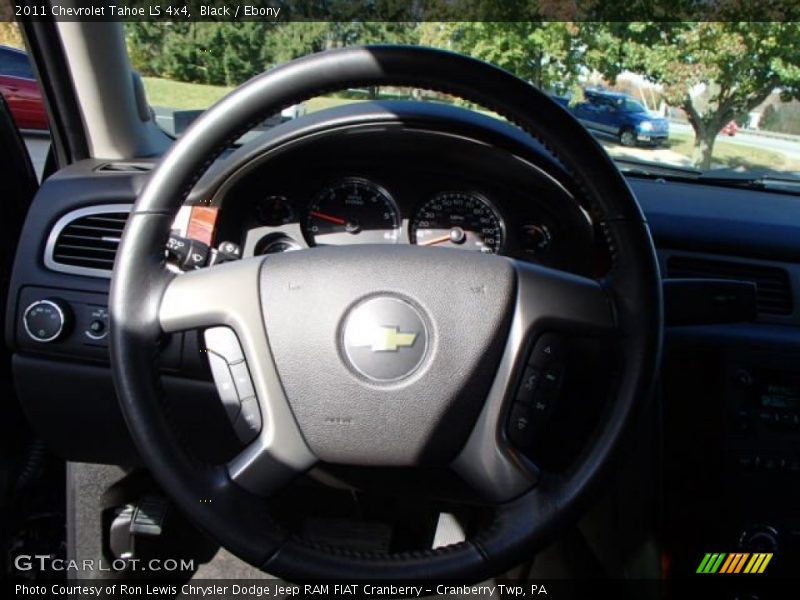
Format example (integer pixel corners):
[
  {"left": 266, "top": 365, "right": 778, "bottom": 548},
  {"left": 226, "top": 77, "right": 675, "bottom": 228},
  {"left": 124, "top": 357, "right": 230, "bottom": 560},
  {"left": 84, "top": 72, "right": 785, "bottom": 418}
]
[
  {"left": 618, "top": 98, "right": 647, "bottom": 114},
  {"left": 121, "top": 21, "right": 800, "bottom": 179}
]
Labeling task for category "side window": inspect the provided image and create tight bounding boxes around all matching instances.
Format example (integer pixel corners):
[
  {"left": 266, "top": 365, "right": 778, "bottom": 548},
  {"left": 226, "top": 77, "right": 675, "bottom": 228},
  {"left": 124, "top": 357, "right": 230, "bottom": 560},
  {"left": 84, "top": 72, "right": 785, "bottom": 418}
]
[
  {"left": 583, "top": 94, "right": 600, "bottom": 109},
  {"left": 0, "top": 49, "right": 34, "bottom": 79},
  {"left": 595, "top": 97, "right": 613, "bottom": 112}
]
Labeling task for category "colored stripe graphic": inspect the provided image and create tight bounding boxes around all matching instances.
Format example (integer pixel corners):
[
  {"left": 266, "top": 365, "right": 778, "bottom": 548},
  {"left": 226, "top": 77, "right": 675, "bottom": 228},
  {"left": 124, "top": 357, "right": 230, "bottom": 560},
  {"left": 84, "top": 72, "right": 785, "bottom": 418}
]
[
  {"left": 697, "top": 553, "right": 713, "bottom": 573},
  {"left": 733, "top": 553, "right": 749, "bottom": 573},
  {"left": 698, "top": 552, "right": 773, "bottom": 574},
  {"left": 744, "top": 554, "right": 760, "bottom": 573},
  {"left": 710, "top": 553, "right": 726, "bottom": 573},
  {"left": 719, "top": 554, "right": 735, "bottom": 573},
  {"left": 697, "top": 553, "right": 727, "bottom": 573},
  {"left": 720, "top": 553, "right": 736, "bottom": 573},
  {"left": 758, "top": 553, "right": 773, "bottom": 573}
]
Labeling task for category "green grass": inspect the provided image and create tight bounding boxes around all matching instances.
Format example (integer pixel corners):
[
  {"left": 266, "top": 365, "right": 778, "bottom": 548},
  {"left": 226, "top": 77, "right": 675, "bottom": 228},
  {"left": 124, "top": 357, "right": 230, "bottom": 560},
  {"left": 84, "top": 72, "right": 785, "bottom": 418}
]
[
  {"left": 143, "top": 77, "right": 370, "bottom": 113},
  {"left": 667, "top": 131, "right": 800, "bottom": 172},
  {"left": 142, "top": 77, "right": 234, "bottom": 110},
  {"left": 305, "top": 96, "right": 363, "bottom": 112}
]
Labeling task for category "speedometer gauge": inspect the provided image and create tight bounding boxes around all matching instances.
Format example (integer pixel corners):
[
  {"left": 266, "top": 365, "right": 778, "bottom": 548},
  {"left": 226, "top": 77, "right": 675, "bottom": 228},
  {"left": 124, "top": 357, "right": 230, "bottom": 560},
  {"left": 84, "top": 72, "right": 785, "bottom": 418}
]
[
  {"left": 411, "top": 192, "right": 504, "bottom": 254},
  {"left": 305, "top": 178, "right": 401, "bottom": 246}
]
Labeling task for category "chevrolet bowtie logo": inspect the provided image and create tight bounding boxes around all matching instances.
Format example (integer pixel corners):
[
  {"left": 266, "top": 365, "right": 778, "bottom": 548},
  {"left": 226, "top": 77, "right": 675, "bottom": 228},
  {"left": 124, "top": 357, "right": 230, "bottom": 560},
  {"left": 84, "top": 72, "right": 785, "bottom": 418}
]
[{"left": 349, "top": 326, "right": 418, "bottom": 352}]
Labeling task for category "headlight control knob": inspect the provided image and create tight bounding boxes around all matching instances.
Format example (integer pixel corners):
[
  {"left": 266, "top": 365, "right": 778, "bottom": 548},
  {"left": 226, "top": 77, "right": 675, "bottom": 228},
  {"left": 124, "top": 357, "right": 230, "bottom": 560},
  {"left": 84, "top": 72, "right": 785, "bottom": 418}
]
[{"left": 23, "top": 299, "right": 71, "bottom": 343}]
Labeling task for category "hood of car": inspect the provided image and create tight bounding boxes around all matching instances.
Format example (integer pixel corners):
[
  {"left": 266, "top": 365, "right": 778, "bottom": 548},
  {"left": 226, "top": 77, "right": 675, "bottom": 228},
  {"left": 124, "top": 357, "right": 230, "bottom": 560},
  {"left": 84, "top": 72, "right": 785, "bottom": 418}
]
[{"left": 627, "top": 111, "right": 666, "bottom": 123}]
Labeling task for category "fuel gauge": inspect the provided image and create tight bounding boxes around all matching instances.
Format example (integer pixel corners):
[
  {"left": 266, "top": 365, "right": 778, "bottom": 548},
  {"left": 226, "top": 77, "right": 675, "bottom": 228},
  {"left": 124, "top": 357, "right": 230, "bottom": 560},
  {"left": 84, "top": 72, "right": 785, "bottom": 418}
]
[{"left": 521, "top": 223, "right": 553, "bottom": 254}]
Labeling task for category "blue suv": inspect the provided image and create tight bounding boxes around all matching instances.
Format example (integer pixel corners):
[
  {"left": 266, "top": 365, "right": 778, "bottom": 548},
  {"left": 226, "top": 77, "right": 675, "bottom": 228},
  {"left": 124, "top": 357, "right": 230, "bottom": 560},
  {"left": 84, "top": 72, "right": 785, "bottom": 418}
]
[{"left": 556, "top": 89, "right": 670, "bottom": 147}]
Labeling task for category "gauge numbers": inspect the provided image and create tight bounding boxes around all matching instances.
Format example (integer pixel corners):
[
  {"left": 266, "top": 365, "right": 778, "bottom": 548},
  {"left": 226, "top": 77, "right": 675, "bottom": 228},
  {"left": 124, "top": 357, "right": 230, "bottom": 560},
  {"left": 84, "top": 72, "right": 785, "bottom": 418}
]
[
  {"left": 411, "top": 191, "right": 504, "bottom": 254},
  {"left": 305, "top": 178, "right": 401, "bottom": 246}
]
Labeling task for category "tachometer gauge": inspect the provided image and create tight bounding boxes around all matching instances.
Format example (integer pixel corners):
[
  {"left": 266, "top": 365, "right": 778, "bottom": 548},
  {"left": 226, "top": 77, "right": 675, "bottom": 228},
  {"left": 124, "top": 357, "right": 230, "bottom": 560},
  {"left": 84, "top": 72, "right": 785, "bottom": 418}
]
[
  {"left": 305, "top": 178, "right": 401, "bottom": 246},
  {"left": 411, "top": 191, "right": 504, "bottom": 254}
]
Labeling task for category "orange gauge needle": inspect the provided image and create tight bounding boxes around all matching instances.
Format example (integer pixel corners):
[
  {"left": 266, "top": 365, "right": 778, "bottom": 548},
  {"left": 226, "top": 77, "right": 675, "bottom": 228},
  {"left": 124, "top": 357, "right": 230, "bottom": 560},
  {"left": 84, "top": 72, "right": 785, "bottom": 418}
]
[
  {"left": 310, "top": 210, "right": 347, "bottom": 225},
  {"left": 418, "top": 234, "right": 453, "bottom": 246}
]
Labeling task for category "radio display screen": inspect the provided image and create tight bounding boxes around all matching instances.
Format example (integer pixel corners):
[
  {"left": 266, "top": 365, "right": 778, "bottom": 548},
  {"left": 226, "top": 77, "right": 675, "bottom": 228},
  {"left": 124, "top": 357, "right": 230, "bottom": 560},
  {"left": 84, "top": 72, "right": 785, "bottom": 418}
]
[{"left": 761, "top": 383, "right": 800, "bottom": 410}]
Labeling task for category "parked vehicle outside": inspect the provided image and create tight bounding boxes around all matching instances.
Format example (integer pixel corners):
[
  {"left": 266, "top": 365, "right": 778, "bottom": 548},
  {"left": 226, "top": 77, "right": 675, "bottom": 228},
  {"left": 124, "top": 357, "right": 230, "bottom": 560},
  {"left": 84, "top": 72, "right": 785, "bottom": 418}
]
[
  {"left": 555, "top": 89, "right": 669, "bottom": 147},
  {"left": 721, "top": 120, "right": 738, "bottom": 136},
  {"left": 0, "top": 45, "right": 47, "bottom": 131}
]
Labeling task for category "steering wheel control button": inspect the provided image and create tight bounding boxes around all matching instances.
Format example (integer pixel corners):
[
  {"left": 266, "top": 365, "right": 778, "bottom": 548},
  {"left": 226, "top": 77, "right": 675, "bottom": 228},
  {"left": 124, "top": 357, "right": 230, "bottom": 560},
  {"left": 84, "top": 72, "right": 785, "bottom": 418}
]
[
  {"left": 23, "top": 299, "right": 71, "bottom": 343},
  {"left": 342, "top": 296, "right": 429, "bottom": 382},
  {"left": 230, "top": 362, "right": 256, "bottom": 399},
  {"left": 508, "top": 333, "right": 569, "bottom": 450},
  {"left": 233, "top": 396, "right": 262, "bottom": 443},
  {"left": 508, "top": 403, "right": 535, "bottom": 450},
  {"left": 202, "top": 326, "right": 262, "bottom": 440},
  {"left": 204, "top": 326, "right": 245, "bottom": 364},
  {"left": 206, "top": 352, "right": 241, "bottom": 421},
  {"left": 515, "top": 367, "right": 541, "bottom": 405},
  {"left": 540, "top": 363, "right": 565, "bottom": 392},
  {"left": 528, "top": 333, "right": 566, "bottom": 367}
]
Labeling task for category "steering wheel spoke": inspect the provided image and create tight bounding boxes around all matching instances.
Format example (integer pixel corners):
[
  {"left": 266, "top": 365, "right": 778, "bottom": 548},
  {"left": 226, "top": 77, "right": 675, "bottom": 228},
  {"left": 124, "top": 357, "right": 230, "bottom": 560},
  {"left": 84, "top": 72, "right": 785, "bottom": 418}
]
[
  {"left": 159, "top": 258, "right": 317, "bottom": 495},
  {"left": 514, "top": 260, "right": 616, "bottom": 335},
  {"left": 453, "top": 260, "right": 616, "bottom": 502}
]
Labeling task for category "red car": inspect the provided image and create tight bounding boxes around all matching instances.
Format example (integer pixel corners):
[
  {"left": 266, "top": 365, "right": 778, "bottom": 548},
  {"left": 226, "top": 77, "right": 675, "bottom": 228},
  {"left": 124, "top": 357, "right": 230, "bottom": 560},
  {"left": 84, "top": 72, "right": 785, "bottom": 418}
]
[
  {"left": 0, "top": 45, "right": 48, "bottom": 130},
  {"left": 721, "top": 120, "right": 738, "bottom": 136}
]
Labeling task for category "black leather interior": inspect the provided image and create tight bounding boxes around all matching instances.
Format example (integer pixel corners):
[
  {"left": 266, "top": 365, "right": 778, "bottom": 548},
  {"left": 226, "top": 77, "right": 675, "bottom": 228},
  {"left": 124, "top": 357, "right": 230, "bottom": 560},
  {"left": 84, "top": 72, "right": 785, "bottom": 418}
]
[{"left": 109, "top": 46, "right": 662, "bottom": 580}]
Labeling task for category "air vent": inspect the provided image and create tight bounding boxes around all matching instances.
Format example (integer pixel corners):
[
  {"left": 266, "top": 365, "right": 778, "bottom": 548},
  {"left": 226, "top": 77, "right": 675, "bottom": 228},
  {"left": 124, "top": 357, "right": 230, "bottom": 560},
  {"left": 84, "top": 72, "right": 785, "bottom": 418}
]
[
  {"left": 96, "top": 162, "right": 153, "bottom": 173},
  {"left": 667, "top": 255, "right": 793, "bottom": 316},
  {"left": 45, "top": 205, "right": 132, "bottom": 278}
]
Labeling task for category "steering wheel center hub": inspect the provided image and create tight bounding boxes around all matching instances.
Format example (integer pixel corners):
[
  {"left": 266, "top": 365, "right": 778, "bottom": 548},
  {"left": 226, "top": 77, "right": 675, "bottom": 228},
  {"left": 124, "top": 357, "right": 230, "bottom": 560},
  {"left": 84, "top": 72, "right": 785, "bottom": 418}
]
[{"left": 342, "top": 295, "right": 429, "bottom": 382}]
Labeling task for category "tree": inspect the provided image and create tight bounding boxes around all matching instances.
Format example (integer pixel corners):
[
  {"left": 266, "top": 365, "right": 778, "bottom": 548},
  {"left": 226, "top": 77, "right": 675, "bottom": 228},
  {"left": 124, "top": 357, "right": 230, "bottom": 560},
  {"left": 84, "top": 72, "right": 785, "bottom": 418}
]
[
  {"left": 0, "top": 21, "right": 23, "bottom": 49},
  {"left": 585, "top": 22, "right": 800, "bottom": 169},
  {"left": 126, "top": 21, "right": 419, "bottom": 88},
  {"left": 420, "top": 22, "right": 584, "bottom": 94}
]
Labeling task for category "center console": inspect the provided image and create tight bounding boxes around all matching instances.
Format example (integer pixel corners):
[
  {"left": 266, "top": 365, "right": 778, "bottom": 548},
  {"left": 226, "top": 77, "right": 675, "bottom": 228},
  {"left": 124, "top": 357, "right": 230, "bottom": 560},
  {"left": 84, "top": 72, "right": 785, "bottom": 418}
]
[{"left": 663, "top": 327, "right": 800, "bottom": 580}]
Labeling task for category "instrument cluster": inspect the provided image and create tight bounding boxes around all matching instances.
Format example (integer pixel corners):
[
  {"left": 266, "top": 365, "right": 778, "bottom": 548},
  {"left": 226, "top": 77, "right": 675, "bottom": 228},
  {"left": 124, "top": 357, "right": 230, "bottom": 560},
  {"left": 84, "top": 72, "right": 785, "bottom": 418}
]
[
  {"left": 229, "top": 174, "right": 574, "bottom": 267},
  {"left": 205, "top": 117, "right": 598, "bottom": 275}
]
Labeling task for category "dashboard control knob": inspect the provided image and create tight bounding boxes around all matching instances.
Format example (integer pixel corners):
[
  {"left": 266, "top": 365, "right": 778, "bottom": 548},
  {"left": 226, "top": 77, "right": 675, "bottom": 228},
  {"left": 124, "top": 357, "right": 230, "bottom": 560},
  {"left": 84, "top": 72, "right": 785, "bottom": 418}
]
[
  {"left": 733, "top": 368, "right": 753, "bottom": 388},
  {"left": 739, "top": 525, "right": 779, "bottom": 554},
  {"left": 23, "top": 299, "right": 71, "bottom": 343}
]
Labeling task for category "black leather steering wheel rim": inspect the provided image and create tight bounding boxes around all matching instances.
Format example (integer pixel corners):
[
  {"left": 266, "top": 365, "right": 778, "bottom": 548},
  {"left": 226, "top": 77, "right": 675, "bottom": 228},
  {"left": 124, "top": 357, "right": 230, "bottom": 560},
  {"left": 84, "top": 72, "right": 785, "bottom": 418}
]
[{"left": 109, "top": 46, "right": 662, "bottom": 581}]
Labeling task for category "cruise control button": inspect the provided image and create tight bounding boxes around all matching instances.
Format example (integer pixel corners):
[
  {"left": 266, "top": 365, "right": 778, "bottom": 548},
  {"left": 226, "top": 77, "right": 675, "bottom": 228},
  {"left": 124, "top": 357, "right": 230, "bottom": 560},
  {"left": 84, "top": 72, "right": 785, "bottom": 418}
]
[
  {"left": 206, "top": 352, "right": 241, "bottom": 421},
  {"left": 515, "top": 367, "right": 541, "bottom": 405},
  {"left": 204, "top": 326, "right": 245, "bottom": 364},
  {"left": 230, "top": 362, "right": 255, "bottom": 399},
  {"left": 507, "top": 403, "right": 535, "bottom": 449},
  {"left": 233, "top": 396, "right": 262, "bottom": 442}
]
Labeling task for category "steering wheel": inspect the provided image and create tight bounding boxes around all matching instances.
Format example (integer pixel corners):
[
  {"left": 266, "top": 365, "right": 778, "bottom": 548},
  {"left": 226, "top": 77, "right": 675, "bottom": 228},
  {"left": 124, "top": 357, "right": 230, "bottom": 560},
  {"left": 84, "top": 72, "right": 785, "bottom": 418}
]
[{"left": 109, "top": 46, "right": 661, "bottom": 580}]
